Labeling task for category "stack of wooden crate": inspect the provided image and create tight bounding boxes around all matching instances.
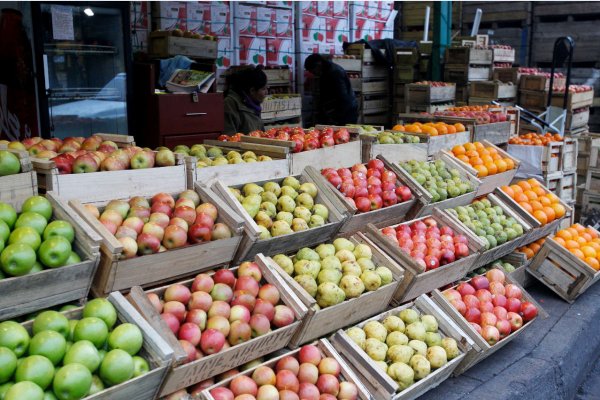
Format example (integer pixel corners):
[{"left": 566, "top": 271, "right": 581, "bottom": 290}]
[
  {"left": 404, "top": 82, "right": 456, "bottom": 114},
  {"left": 444, "top": 46, "right": 493, "bottom": 105},
  {"left": 579, "top": 134, "right": 600, "bottom": 222},
  {"left": 393, "top": 47, "right": 420, "bottom": 115},
  {"left": 518, "top": 74, "right": 563, "bottom": 116},
  {"left": 469, "top": 80, "right": 518, "bottom": 106}
]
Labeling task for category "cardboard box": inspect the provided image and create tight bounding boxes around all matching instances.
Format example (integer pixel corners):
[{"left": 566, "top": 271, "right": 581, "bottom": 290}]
[
  {"left": 317, "top": 1, "right": 333, "bottom": 17},
  {"left": 266, "top": 38, "right": 294, "bottom": 66},
  {"left": 130, "top": 1, "right": 148, "bottom": 29},
  {"left": 300, "top": 41, "right": 320, "bottom": 70},
  {"left": 321, "top": 42, "right": 335, "bottom": 55},
  {"left": 332, "top": 1, "right": 349, "bottom": 18},
  {"left": 152, "top": 1, "right": 187, "bottom": 32},
  {"left": 267, "top": 1, "right": 293, "bottom": 8},
  {"left": 216, "top": 37, "right": 233, "bottom": 68},
  {"left": 326, "top": 17, "right": 349, "bottom": 54},
  {"left": 239, "top": 36, "right": 266, "bottom": 65},
  {"left": 236, "top": 5, "right": 257, "bottom": 36},
  {"left": 257, "top": 7, "right": 276, "bottom": 37},
  {"left": 209, "top": 3, "right": 230, "bottom": 36},
  {"left": 301, "top": 1, "right": 317, "bottom": 15},
  {"left": 275, "top": 8, "right": 293, "bottom": 38},
  {"left": 186, "top": 2, "right": 209, "bottom": 34},
  {"left": 351, "top": 1, "right": 367, "bottom": 18},
  {"left": 365, "top": 1, "right": 379, "bottom": 19},
  {"left": 378, "top": 1, "right": 394, "bottom": 21},
  {"left": 302, "top": 14, "right": 325, "bottom": 43},
  {"left": 354, "top": 17, "right": 375, "bottom": 41}
]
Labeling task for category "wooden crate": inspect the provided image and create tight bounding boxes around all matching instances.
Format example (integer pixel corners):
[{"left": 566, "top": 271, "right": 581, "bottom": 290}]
[
  {"left": 362, "top": 64, "right": 388, "bottom": 79},
  {"left": 431, "top": 274, "right": 546, "bottom": 375},
  {"left": 212, "top": 171, "right": 349, "bottom": 263},
  {"left": 149, "top": 32, "right": 217, "bottom": 59},
  {"left": 492, "top": 48, "right": 516, "bottom": 63},
  {"left": 566, "top": 108, "right": 590, "bottom": 130},
  {"left": 502, "top": 251, "right": 535, "bottom": 288},
  {"left": 331, "top": 57, "right": 362, "bottom": 72},
  {"left": 585, "top": 167, "right": 600, "bottom": 191},
  {"left": 314, "top": 124, "right": 385, "bottom": 135},
  {"left": 0, "top": 191, "right": 101, "bottom": 320},
  {"left": 551, "top": 89, "right": 594, "bottom": 110},
  {"left": 492, "top": 67, "right": 520, "bottom": 84},
  {"left": 506, "top": 141, "right": 563, "bottom": 174},
  {"left": 519, "top": 75, "right": 566, "bottom": 91},
  {"left": 200, "top": 339, "right": 371, "bottom": 400},
  {"left": 263, "top": 68, "right": 291, "bottom": 85},
  {"left": 362, "top": 80, "right": 389, "bottom": 94},
  {"left": 330, "top": 295, "right": 474, "bottom": 400},
  {"left": 405, "top": 83, "right": 456, "bottom": 104},
  {"left": 261, "top": 94, "right": 302, "bottom": 119},
  {"left": 576, "top": 134, "right": 600, "bottom": 154},
  {"left": 445, "top": 47, "right": 493, "bottom": 65},
  {"left": 69, "top": 184, "right": 245, "bottom": 295},
  {"left": 265, "top": 234, "right": 404, "bottom": 347},
  {"left": 582, "top": 190, "right": 600, "bottom": 218},
  {"left": 363, "top": 95, "right": 390, "bottom": 114},
  {"left": 432, "top": 116, "right": 512, "bottom": 145},
  {"left": 519, "top": 89, "right": 549, "bottom": 111},
  {"left": 444, "top": 64, "right": 491, "bottom": 83},
  {"left": 394, "top": 47, "right": 420, "bottom": 65},
  {"left": 405, "top": 103, "right": 457, "bottom": 114},
  {"left": 562, "top": 137, "right": 578, "bottom": 172},
  {"left": 395, "top": 66, "right": 419, "bottom": 83},
  {"left": 469, "top": 81, "right": 517, "bottom": 99},
  {"left": 0, "top": 148, "right": 37, "bottom": 211},
  {"left": 366, "top": 208, "right": 483, "bottom": 304},
  {"left": 527, "top": 233, "right": 600, "bottom": 302},
  {"left": 361, "top": 135, "right": 428, "bottom": 164},
  {"left": 559, "top": 172, "right": 577, "bottom": 203},
  {"left": 542, "top": 172, "right": 562, "bottom": 195},
  {"left": 127, "top": 256, "right": 308, "bottom": 397}
]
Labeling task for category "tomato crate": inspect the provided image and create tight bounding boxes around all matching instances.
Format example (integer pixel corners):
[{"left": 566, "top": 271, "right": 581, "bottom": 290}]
[
  {"left": 0, "top": 148, "right": 37, "bottom": 210},
  {"left": 527, "top": 230, "right": 600, "bottom": 303},
  {"left": 69, "top": 184, "right": 245, "bottom": 295},
  {"left": 330, "top": 295, "right": 474, "bottom": 400},
  {"left": 469, "top": 81, "right": 517, "bottom": 100},
  {"left": 126, "top": 255, "right": 308, "bottom": 397},
  {"left": 445, "top": 47, "right": 493, "bottom": 65},
  {"left": 405, "top": 83, "right": 457, "bottom": 104},
  {"left": 0, "top": 191, "right": 101, "bottom": 320},
  {"left": 200, "top": 339, "right": 371, "bottom": 400},
  {"left": 365, "top": 208, "right": 483, "bottom": 304},
  {"left": 444, "top": 64, "right": 491, "bottom": 83},
  {"left": 552, "top": 89, "right": 594, "bottom": 110}
]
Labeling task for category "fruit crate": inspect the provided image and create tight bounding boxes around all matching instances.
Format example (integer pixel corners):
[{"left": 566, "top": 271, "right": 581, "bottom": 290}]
[
  {"left": 331, "top": 57, "right": 362, "bottom": 72},
  {"left": 365, "top": 208, "right": 483, "bottom": 304},
  {"left": 126, "top": 255, "right": 308, "bottom": 397},
  {"left": 240, "top": 133, "right": 362, "bottom": 175},
  {"left": 362, "top": 94, "right": 389, "bottom": 114},
  {"left": 442, "top": 193, "right": 534, "bottom": 271},
  {"left": 502, "top": 251, "right": 535, "bottom": 288},
  {"left": 492, "top": 48, "right": 516, "bottom": 63},
  {"left": 362, "top": 80, "right": 390, "bottom": 95},
  {"left": 394, "top": 47, "right": 420, "bottom": 65},
  {"left": 444, "top": 65, "right": 491, "bottom": 83},
  {"left": 551, "top": 89, "right": 594, "bottom": 110},
  {"left": 386, "top": 153, "right": 481, "bottom": 220},
  {"left": 69, "top": 184, "right": 245, "bottom": 295},
  {"left": 263, "top": 68, "right": 291, "bottom": 85},
  {"left": 211, "top": 170, "right": 349, "bottom": 263},
  {"left": 377, "top": 129, "right": 471, "bottom": 161},
  {"left": 519, "top": 75, "right": 566, "bottom": 91},
  {"left": 439, "top": 117, "right": 512, "bottom": 145},
  {"left": 0, "top": 192, "right": 101, "bottom": 320},
  {"left": 559, "top": 172, "right": 577, "bottom": 203},
  {"left": 585, "top": 168, "right": 600, "bottom": 191},
  {"left": 360, "top": 135, "right": 428, "bottom": 164},
  {"left": 506, "top": 141, "right": 564, "bottom": 174},
  {"left": 0, "top": 148, "right": 37, "bottom": 210},
  {"left": 469, "top": 81, "right": 517, "bottom": 100},
  {"left": 362, "top": 64, "right": 388, "bottom": 79},
  {"left": 431, "top": 274, "right": 546, "bottom": 375},
  {"left": 395, "top": 66, "right": 419, "bottom": 83},
  {"left": 562, "top": 137, "right": 578, "bottom": 172},
  {"left": 527, "top": 229, "right": 600, "bottom": 303},
  {"left": 186, "top": 142, "right": 291, "bottom": 187},
  {"left": 200, "top": 339, "right": 371, "bottom": 400},
  {"left": 443, "top": 140, "right": 520, "bottom": 197},
  {"left": 264, "top": 234, "right": 405, "bottom": 347},
  {"left": 445, "top": 47, "right": 493, "bottom": 65},
  {"left": 261, "top": 94, "right": 302, "bottom": 119},
  {"left": 565, "top": 108, "right": 590, "bottom": 131},
  {"left": 305, "top": 161, "right": 417, "bottom": 235},
  {"left": 492, "top": 67, "right": 520, "bottom": 84},
  {"left": 582, "top": 190, "right": 600, "bottom": 217},
  {"left": 314, "top": 124, "right": 385, "bottom": 135},
  {"left": 149, "top": 32, "right": 218, "bottom": 59},
  {"left": 404, "top": 103, "right": 457, "bottom": 114},
  {"left": 330, "top": 295, "right": 474, "bottom": 399},
  {"left": 405, "top": 83, "right": 457, "bottom": 104}
]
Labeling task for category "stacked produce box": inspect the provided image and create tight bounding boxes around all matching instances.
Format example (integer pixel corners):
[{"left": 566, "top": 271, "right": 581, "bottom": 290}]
[
  {"left": 404, "top": 82, "right": 456, "bottom": 114},
  {"left": 444, "top": 46, "right": 493, "bottom": 105},
  {"left": 578, "top": 134, "right": 600, "bottom": 223}
]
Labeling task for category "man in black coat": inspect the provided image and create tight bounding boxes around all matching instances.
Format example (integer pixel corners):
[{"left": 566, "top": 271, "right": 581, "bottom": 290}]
[{"left": 304, "top": 54, "right": 358, "bottom": 125}]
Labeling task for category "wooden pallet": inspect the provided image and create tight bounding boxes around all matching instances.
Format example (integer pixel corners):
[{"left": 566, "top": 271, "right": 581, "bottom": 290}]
[{"left": 0, "top": 148, "right": 37, "bottom": 212}]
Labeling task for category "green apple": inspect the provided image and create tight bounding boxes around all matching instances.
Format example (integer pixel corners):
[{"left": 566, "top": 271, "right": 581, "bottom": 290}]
[
  {"left": 0, "top": 243, "right": 36, "bottom": 276},
  {"left": 59, "top": 305, "right": 79, "bottom": 313},
  {"left": 132, "top": 356, "right": 149, "bottom": 377},
  {"left": 30, "top": 262, "right": 44, "bottom": 274},
  {"left": 67, "top": 321, "right": 77, "bottom": 342},
  {"left": 88, "top": 375, "right": 104, "bottom": 395},
  {"left": 99, "top": 349, "right": 133, "bottom": 386},
  {"left": 42, "top": 221, "right": 74, "bottom": 243},
  {"left": 38, "top": 237, "right": 71, "bottom": 268},
  {"left": 0, "top": 347, "right": 17, "bottom": 383},
  {"left": 15, "top": 212, "right": 47, "bottom": 235},
  {"left": 107, "top": 323, "right": 143, "bottom": 355},
  {"left": 73, "top": 318, "right": 108, "bottom": 349},
  {"left": 21, "top": 196, "right": 53, "bottom": 221},
  {"left": 33, "top": 311, "right": 70, "bottom": 338},
  {"left": 0, "top": 203, "right": 17, "bottom": 228},
  {"left": 15, "top": 355, "right": 54, "bottom": 390},
  {"left": 0, "top": 321, "right": 29, "bottom": 357},
  {"left": 4, "top": 381, "right": 44, "bottom": 400},
  {"left": 8, "top": 227, "right": 41, "bottom": 251},
  {"left": 52, "top": 364, "right": 91, "bottom": 400},
  {"left": 29, "top": 331, "right": 66, "bottom": 366},
  {"left": 63, "top": 340, "right": 100, "bottom": 373},
  {"left": 0, "top": 220, "right": 10, "bottom": 242},
  {"left": 0, "top": 238, "right": 4, "bottom": 254},
  {"left": 43, "top": 391, "right": 58, "bottom": 400},
  {"left": 0, "top": 150, "right": 20, "bottom": 176},
  {"left": 82, "top": 299, "right": 117, "bottom": 330},
  {"left": 65, "top": 252, "right": 81, "bottom": 266},
  {"left": 97, "top": 349, "right": 106, "bottom": 364},
  {"left": 0, "top": 382, "right": 14, "bottom": 399}
]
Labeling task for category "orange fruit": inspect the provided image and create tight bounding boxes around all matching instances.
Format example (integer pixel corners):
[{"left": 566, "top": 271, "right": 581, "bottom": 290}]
[
  {"left": 511, "top": 185, "right": 523, "bottom": 195},
  {"left": 576, "top": 236, "right": 588, "bottom": 246},
  {"left": 527, "top": 178, "right": 541, "bottom": 187},
  {"left": 530, "top": 200, "right": 543, "bottom": 211},
  {"left": 519, "top": 202, "right": 533, "bottom": 213},
  {"left": 543, "top": 206, "right": 556, "bottom": 222},
  {"left": 549, "top": 204, "right": 565, "bottom": 219},
  {"left": 522, "top": 248, "right": 535, "bottom": 259},
  {"left": 556, "top": 229, "right": 573, "bottom": 241},
  {"left": 481, "top": 155, "right": 494, "bottom": 164},
  {"left": 405, "top": 125, "right": 422, "bottom": 133},
  {"left": 533, "top": 210, "right": 548, "bottom": 225},
  {"left": 435, "top": 124, "right": 448, "bottom": 135},
  {"left": 502, "top": 185, "right": 514, "bottom": 197},
  {"left": 452, "top": 145, "right": 466, "bottom": 156},
  {"left": 586, "top": 257, "right": 600, "bottom": 270},
  {"left": 454, "top": 123, "right": 466, "bottom": 132},
  {"left": 485, "top": 162, "right": 498, "bottom": 175},
  {"left": 588, "top": 242, "right": 600, "bottom": 252},
  {"left": 457, "top": 154, "right": 470, "bottom": 163},
  {"left": 565, "top": 239, "right": 580, "bottom": 249},
  {"left": 517, "top": 181, "right": 532, "bottom": 191},
  {"left": 586, "top": 227, "right": 599, "bottom": 239},
  {"left": 504, "top": 158, "right": 515, "bottom": 170},
  {"left": 470, "top": 157, "right": 484, "bottom": 166},
  {"left": 574, "top": 224, "right": 586, "bottom": 233},
  {"left": 446, "top": 125, "right": 457, "bottom": 134},
  {"left": 546, "top": 193, "right": 560, "bottom": 204},
  {"left": 539, "top": 196, "right": 552, "bottom": 206},
  {"left": 554, "top": 237, "right": 566, "bottom": 247},
  {"left": 524, "top": 190, "right": 538, "bottom": 201},
  {"left": 582, "top": 246, "right": 597, "bottom": 259},
  {"left": 422, "top": 125, "right": 439, "bottom": 136},
  {"left": 392, "top": 124, "right": 404, "bottom": 131},
  {"left": 466, "top": 150, "right": 479, "bottom": 158},
  {"left": 529, "top": 243, "right": 541, "bottom": 254},
  {"left": 464, "top": 143, "right": 476, "bottom": 152},
  {"left": 571, "top": 248, "right": 585, "bottom": 260},
  {"left": 491, "top": 153, "right": 502, "bottom": 161},
  {"left": 581, "top": 232, "right": 592, "bottom": 242},
  {"left": 515, "top": 193, "right": 529, "bottom": 203},
  {"left": 487, "top": 147, "right": 498, "bottom": 155},
  {"left": 475, "top": 165, "right": 488, "bottom": 177},
  {"left": 566, "top": 228, "right": 579, "bottom": 239},
  {"left": 495, "top": 159, "right": 508, "bottom": 173},
  {"left": 474, "top": 142, "right": 485, "bottom": 151},
  {"left": 533, "top": 186, "right": 547, "bottom": 197}
]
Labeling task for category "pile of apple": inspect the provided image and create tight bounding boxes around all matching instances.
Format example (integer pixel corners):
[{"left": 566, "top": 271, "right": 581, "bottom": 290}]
[
  {"left": 84, "top": 190, "right": 232, "bottom": 258},
  {"left": 413, "top": 81, "right": 454, "bottom": 87},
  {"left": 465, "top": 260, "right": 517, "bottom": 279},
  {"left": 0, "top": 298, "right": 149, "bottom": 400},
  {"left": 553, "top": 84, "right": 593, "bottom": 93},
  {"left": 443, "top": 268, "right": 538, "bottom": 345},
  {"left": 345, "top": 309, "right": 460, "bottom": 391},
  {"left": 493, "top": 62, "right": 512, "bottom": 68},
  {"left": 272, "top": 237, "right": 394, "bottom": 308},
  {"left": 433, "top": 109, "right": 508, "bottom": 124},
  {"left": 366, "top": 131, "right": 421, "bottom": 145},
  {"left": 206, "top": 344, "right": 359, "bottom": 400},
  {"left": 321, "top": 160, "right": 412, "bottom": 213},
  {"left": 147, "top": 263, "right": 296, "bottom": 364},
  {"left": 0, "top": 196, "right": 81, "bottom": 279},
  {"left": 448, "top": 198, "right": 525, "bottom": 250},
  {"left": 380, "top": 217, "right": 471, "bottom": 271},
  {"left": 231, "top": 177, "right": 329, "bottom": 240},
  {"left": 489, "top": 44, "right": 513, "bottom": 50},
  {"left": 399, "top": 159, "right": 473, "bottom": 202},
  {"left": 164, "top": 144, "right": 273, "bottom": 169},
  {"left": 0, "top": 150, "right": 21, "bottom": 177}
]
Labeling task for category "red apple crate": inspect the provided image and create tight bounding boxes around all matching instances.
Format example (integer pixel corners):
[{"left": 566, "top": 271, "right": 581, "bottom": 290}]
[
  {"left": 0, "top": 191, "right": 101, "bottom": 320},
  {"left": 430, "top": 274, "right": 547, "bottom": 375},
  {"left": 200, "top": 338, "right": 371, "bottom": 400},
  {"left": 551, "top": 89, "right": 594, "bottom": 110},
  {"left": 69, "top": 183, "right": 245, "bottom": 295},
  {"left": 211, "top": 170, "right": 350, "bottom": 263},
  {"left": 264, "top": 233, "right": 405, "bottom": 347},
  {"left": 304, "top": 159, "right": 417, "bottom": 235},
  {"left": 526, "top": 229, "right": 600, "bottom": 303},
  {"left": 126, "top": 255, "right": 308, "bottom": 397},
  {"left": 365, "top": 208, "right": 483, "bottom": 304},
  {"left": 19, "top": 291, "right": 173, "bottom": 400},
  {"left": 330, "top": 294, "right": 474, "bottom": 400},
  {"left": 0, "top": 148, "right": 37, "bottom": 210}
]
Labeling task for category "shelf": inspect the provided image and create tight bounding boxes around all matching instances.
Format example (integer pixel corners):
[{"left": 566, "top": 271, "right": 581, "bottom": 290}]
[{"left": 44, "top": 43, "right": 117, "bottom": 55}]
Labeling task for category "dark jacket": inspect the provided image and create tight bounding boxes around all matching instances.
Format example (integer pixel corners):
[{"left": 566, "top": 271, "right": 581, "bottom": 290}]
[
  {"left": 223, "top": 91, "right": 265, "bottom": 135},
  {"left": 317, "top": 61, "right": 358, "bottom": 125}
]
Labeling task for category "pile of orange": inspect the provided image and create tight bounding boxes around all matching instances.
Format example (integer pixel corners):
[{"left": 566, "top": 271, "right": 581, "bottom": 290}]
[
  {"left": 451, "top": 142, "right": 515, "bottom": 177},
  {"left": 501, "top": 179, "right": 566, "bottom": 225},
  {"left": 508, "top": 132, "right": 563, "bottom": 146},
  {"left": 392, "top": 122, "right": 466, "bottom": 136},
  {"left": 446, "top": 105, "right": 494, "bottom": 112},
  {"left": 554, "top": 224, "right": 600, "bottom": 271},
  {"left": 517, "top": 238, "right": 545, "bottom": 259}
]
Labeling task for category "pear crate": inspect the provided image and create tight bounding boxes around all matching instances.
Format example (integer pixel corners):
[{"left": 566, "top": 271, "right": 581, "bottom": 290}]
[{"left": 0, "top": 148, "right": 37, "bottom": 210}]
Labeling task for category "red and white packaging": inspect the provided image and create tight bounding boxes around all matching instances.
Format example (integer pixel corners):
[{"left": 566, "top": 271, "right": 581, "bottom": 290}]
[
  {"left": 267, "top": 1, "right": 292, "bottom": 7},
  {"left": 365, "top": 1, "right": 379, "bottom": 19},
  {"left": 300, "top": 41, "right": 320, "bottom": 70},
  {"left": 266, "top": 38, "right": 294, "bottom": 66},
  {"left": 276, "top": 8, "right": 293, "bottom": 38},
  {"left": 378, "top": 1, "right": 394, "bottom": 21},
  {"left": 131, "top": 1, "right": 149, "bottom": 29},
  {"left": 236, "top": 5, "right": 257, "bottom": 36},
  {"left": 302, "top": 14, "right": 325, "bottom": 44},
  {"left": 320, "top": 42, "right": 335, "bottom": 55},
  {"left": 301, "top": 1, "right": 317, "bottom": 15},
  {"left": 186, "top": 2, "right": 209, "bottom": 34},
  {"left": 152, "top": 2, "right": 187, "bottom": 31},
  {"left": 216, "top": 37, "right": 232, "bottom": 68},
  {"left": 317, "top": 1, "right": 333, "bottom": 17},
  {"left": 326, "top": 17, "right": 349, "bottom": 54},
  {"left": 351, "top": 2, "right": 367, "bottom": 18},
  {"left": 354, "top": 17, "right": 375, "bottom": 41},
  {"left": 332, "top": 1, "right": 349, "bottom": 18},
  {"left": 239, "top": 36, "right": 266, "bottom": 65},
  {"left": 209, "top": 3, "right": 230, "bottom": 36},
  {"left": 256, "top": 7, "right": 276, "bottom": 37}
]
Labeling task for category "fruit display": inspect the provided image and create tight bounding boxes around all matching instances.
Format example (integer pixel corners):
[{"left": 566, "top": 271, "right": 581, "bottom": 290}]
[
  {"left": 394, "top": 122, "right": 466, "bottom": 135},
  {"left": 229, "top": 177, "right": 329, "bottom": 240},
  {"left": 447, "top": 197, "right": 525, "bottom": 250},
  {"left": 516, "top": 238, "right": 545, "bottom": 260},
  {"left": 490, "top": 44, "right": 513, "bottom": 50},
  {"left": 167, "top": 144, "right": 274, "bottom": 169},
  {"left": 343, "top": 306, "right": 461, "bottom": 391},
  {"left": 466, "top": 259, "right": 517, "bottom": 279},
  {"left": 320, "top": 160, "right": 413, "bottom": 213},
  {"left": 501, "top": 179, "right": 567, "bottom": 225},
  {"left": 450, "top": 142, "right": 516, "bottom": 177},
  {"left": 83, "top": 190, "right": 233, "bottom": 258},
  {"left": 0, "top": 196, "right": 82, "bottom": 278},
  {"left": 553, "top": 84, "right": 593, "bottom": 93},
  {"left": 363, "top": 130, "right": 421, "bottom": 144},
  {"left": 146, "top": 264, "right": 297, "bottom": 365},
  {"left": 345, "top": 124, "right": 381, "bottom": 133},
  {"left": 413, "top": 81, "right": 454, "bottom": 87},
  {"left": 508, "top": 132, "right": 563, "bottom": 146},
  {"left": 399, "top": 159, "right": 474, "bottom": 202},
  {"left": 0, "top": 150, "right": 21, "bottom": 176},
  {"left": 271, "top": 237, "right": 395, "bottom": 308},
  {"left": 553, "top": 224, "right": 600, "bottom": 271},
  {"left": 443, "top": 268, "right": 538, "bottom": 345},
  {"left": 205, "top": 343, "right": 360, "bottom": 400},
  {"left": 379, "top": 217, "right": 472, "bottom": 271},
  {"left": 0, "top": 298, "right": 150, "bottom": 399},
  {"left": 433, "top": 108, "right": 508, "bottom": 124}
]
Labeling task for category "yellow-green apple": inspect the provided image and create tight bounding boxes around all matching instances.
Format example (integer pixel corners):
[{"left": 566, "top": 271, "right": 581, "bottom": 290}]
[
  {"left": 212, "top": 223, "right": 232, "bottom": 240},
  {"left": 211, "top": 283, "right": 233, "bottom": 302},
  {"left": 63, "top": 340, "right": 100, "bottom": 372},
  {"left": 99, "top": 349, "right": 134, "bottom": 386},
  {"left": 179, "top": 190, "right": 201, "bottom": 207},
  {"left": 174, "top": 198, "right": 195, "bottom": 209},
  {"left": 15, "top": 211, "right": 47, "bottom": 235},
  {"left": 185, "top": 309, "right": 207, "bottom": 330},
  {"left": 0, "top": 150, "right": 20, "bottom": 176},
  {"left": 122, "top": 216, "right": 145, "bottom": 234},
  {"left": 156, "top": 149, "right": 176, "bottom": 167},
  {"left": 196, "top": 203, "right": 218, "bottom": 221},
  {"left": 128, "top": 196, "right": 150, "bottom": 209},
  {"left": 168, "top": 217, "right": 188, "bottom": 231},
  {"left": 238, "top": 261, "right": 262, "bottom": 282},
  {"left": 0, "top": 203, "right": 17, "bottom": 228},
  {"left": 9, "top": 226, "right": 41, "bottom": 250},
  {"left": 83, "top": 298, "right": 117, "bottom": 329},
  {"left": 72, "top": 154, "right": 99, "bottom": 173},
  {"left": 127, "top": 206, "right": 151, "bottom": 222},
  {"left": 28, "top": 330, "right": 67, "bottom": 366},
  {"left": 207, "top": 316, "right": 230, "bottom": 337},
  {"left": 4, "top": 381, "right": 44, "bottom": 400},
  {"left": 32, "top": 310, "right": 69, "bottom": 338},
  {"left": 99, "top": 209, "right": 123, "bottom": 227},
  {"left": 132, "top": 356, "right": 149, "bottom": 377},
  {"left": 142, "top": 222, "right": 164, "bottom": 241},
  {"left": 7, "top": 141, "right": 26, "bottom": 151},
  {"left": 229, "top": 305, "right": 251, "bottom": 323},
  {"left": 105, "top": 200, "right": 130, "bottom": 219},
  {"left": 149, "top": 213, "right": 170, "bottom": 229},
  {"left": 0, "top": 347, "right": 17, "bottom": 383},
  {"left": 130, "top": 151, "right": 154, "bottom": 169},
  {"left": 83, "top": 204, "right": 100, "bottom": 219}
]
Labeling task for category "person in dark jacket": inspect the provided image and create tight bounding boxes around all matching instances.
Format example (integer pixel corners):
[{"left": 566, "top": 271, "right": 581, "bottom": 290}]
[
  {"left": 304, "top": 54, "right": 358, "bottom": 125},
  {"left": 223, "top": 66, "right": 268, "bottom": 135}
]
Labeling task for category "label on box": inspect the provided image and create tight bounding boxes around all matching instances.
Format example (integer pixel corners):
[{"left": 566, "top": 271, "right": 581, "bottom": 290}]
[
  {"left": 153, "top": 2, "right": 187, "bottom": 31},
  {"left": 236, "top": 5, "right": 257, "bottom": 36},
  {"left": 239, "top": 36, "right": 266, "bottom": 65},
  {"left": 317, "top": 1, "right": 333, "bottom": 17},
  {"left": 267, "top": 38, "right": 294, "bottom": 66},
  {"left": 275, "top": 8, "right": 293, "bottom": 38},
  {"left": 267, "top": 1, "right": 292, "bottom": 7},
  {"left": 302, "top": 14, "right": 324, "bottom": 43},
  {"left": 326, "top": 17, "right": 349, "bottom": 54},
  {"left": 216, "top": 37, "right": 232, "bottom": 68},
  {"left": 321, "top": 43, "right": 335, "bottom": 55},
  {"left": 351, "top": 2, "right": 367, "bottom": 18},
  {"left": 378, "top": 1, "right": 394, "bottom": 21},
  {"left": 257, "top": 7, "right": 276, "bottom": 37},
  {"left": 186, "top": 2, "right": 209, "bottom": 34},
  {"left": 210, "top": 4, "right": 230, "bottom": 36},
  {"left": 301, "top": 1, "right": 317, "bottom": 15},
  {"left": 365, "top": 1, "right": 379, "bottom": 18},
  {"left": 354, "top": 18, "right": 375, "bottom": 41},
  {"left": 332, "top": 1, "right": 349, "bottom": 18}
]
